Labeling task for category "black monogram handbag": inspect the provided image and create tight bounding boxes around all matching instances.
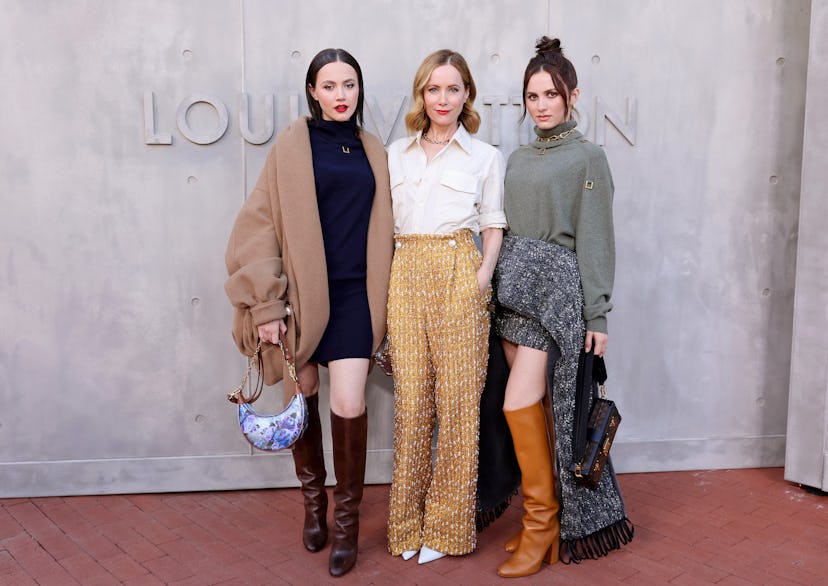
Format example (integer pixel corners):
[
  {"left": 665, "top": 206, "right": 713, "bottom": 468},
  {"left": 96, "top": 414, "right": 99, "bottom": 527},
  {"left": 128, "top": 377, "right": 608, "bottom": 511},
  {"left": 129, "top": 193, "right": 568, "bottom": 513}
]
[{"left": 570, "top": 351, "right": 621, "bottom": 489}]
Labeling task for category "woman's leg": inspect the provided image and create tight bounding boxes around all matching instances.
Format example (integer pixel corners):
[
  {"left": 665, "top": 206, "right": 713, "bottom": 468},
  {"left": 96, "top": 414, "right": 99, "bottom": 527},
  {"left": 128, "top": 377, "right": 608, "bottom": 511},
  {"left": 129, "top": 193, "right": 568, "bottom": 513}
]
[
  {"left": 421, "top": 236, "right": 490, "bottom": 557},
  {"left": 328, "top": 358, "right": 369, "bottom": 418},
  {"left": 326, "top": 358, "right": 370, "bottom": 577},
  {"left": 498, "top": 345, "right": 561, "bottom": 577},
  {"left": 290, "top": 363, "right": 327, "bottom": 552},
  {"left": 502, "top": 345, "right": 547, "bottom": 411},
  {"left": 501, "top": 338, "right": 518, "bottom": 368},
  {"left": 386, "top": 243, "right": 437, "bottom": 557}
]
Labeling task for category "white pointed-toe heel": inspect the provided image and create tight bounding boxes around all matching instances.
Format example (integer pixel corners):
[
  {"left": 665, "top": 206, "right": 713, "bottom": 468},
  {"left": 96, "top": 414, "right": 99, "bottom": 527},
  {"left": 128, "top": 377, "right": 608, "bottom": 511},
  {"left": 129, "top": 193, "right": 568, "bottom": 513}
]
[{"left": 417, "top": 546, "right": 446, "bottom": 564}]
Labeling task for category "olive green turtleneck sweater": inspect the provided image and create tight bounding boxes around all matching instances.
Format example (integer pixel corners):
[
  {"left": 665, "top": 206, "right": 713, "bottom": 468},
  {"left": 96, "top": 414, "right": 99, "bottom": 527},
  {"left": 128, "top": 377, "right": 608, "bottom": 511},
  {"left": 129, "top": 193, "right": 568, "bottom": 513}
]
[{"left": 503, "top": 119, "right": 615, "bottom": 333}]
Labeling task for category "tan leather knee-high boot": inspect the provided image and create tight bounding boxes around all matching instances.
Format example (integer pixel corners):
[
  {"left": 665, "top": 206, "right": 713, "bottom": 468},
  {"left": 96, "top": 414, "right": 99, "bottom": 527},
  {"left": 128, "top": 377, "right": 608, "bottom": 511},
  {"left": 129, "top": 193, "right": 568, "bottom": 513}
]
[
  {"left": 498, "top": 402, "right": 560, "bottom": 578},
  {"left": 291, "top": 393, "right": 328, "bottom": 552},
  {"left": 504, "top": 394, "right": 556, "bottom": 554},
  {"left": 328, "top": 410, "right": 367, "bottom": 577}
]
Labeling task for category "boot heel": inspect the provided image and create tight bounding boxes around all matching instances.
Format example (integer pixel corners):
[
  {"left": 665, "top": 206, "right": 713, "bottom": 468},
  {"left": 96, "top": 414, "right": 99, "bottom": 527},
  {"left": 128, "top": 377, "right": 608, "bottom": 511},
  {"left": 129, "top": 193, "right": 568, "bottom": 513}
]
[{"left": 544, "top": 539, "right": 560, "bottom": 564}]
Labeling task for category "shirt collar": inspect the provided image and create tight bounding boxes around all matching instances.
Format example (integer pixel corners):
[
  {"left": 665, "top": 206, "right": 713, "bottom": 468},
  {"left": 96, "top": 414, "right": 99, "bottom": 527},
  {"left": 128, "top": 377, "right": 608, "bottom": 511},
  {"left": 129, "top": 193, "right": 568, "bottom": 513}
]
[
  {"left": 405, "top": 124, "right": 473, "bottom": 155},
  {"left": 452, "top": 124, "right": 473, "bottom": 154}
]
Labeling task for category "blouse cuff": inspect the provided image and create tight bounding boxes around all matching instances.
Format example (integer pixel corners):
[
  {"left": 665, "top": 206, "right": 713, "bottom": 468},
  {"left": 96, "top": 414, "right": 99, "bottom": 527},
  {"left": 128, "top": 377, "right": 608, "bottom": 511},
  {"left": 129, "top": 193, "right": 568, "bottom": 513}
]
[{"left": 478, "top": 210, "right": 507, "bottom": 231}]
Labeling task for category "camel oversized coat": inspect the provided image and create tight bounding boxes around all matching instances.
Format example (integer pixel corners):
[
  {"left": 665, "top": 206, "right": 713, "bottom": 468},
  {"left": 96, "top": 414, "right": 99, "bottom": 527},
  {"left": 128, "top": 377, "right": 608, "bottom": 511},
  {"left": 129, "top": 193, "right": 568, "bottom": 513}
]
[{"left": 225, "top": 118, "right": 394, "bottom": 389}]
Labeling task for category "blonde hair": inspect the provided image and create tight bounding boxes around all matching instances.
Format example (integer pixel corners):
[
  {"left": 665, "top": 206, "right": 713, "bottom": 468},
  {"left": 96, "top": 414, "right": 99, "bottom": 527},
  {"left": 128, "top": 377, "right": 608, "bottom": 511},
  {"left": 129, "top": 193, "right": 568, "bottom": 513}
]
[{"left": 404, "top": 49, "right": 480, "bottom": 134}]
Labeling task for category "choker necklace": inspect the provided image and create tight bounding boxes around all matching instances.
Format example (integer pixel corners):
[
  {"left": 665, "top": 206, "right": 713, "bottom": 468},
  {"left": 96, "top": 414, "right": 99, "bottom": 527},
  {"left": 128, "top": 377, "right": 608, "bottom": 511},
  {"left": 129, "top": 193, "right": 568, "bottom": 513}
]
[
  {"left": 422, "top": 133, "right": 452, "bottom": 145},
  {"left": 536, "top": 128, "right": 577, "bottom": 142}
]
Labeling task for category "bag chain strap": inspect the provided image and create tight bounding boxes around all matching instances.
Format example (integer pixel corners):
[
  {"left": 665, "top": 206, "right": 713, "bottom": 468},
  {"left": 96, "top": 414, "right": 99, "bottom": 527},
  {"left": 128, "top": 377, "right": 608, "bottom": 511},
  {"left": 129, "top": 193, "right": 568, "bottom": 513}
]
[{"left": 227, "top": 331, "right": 302, "bottom": 404}]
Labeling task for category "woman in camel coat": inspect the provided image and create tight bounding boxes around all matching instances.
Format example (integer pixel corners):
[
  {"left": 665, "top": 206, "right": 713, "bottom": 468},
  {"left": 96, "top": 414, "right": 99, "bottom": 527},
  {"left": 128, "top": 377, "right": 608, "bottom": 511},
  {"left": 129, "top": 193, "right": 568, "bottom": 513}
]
[{"left": 225, "top": 48, "right": 393, "bottom": 577}]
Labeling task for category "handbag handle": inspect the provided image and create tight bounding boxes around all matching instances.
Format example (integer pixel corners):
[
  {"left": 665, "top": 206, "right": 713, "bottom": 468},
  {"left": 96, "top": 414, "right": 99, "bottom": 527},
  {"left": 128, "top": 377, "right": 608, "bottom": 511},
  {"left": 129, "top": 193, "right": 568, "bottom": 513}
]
[
  {"left": 227, "top": 332, "right": 303, "bottom": 404},
  {"left": 571, "top": 351, "right": 607, "bottom": 463}
]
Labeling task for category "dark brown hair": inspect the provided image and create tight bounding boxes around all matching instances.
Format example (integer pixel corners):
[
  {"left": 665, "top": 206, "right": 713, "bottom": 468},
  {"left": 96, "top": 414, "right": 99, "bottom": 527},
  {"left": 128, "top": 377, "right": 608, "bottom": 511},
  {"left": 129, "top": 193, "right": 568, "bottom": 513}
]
[
  {"left": 305, "top": 48, "right": 365, "bottom": 127},
  {"left": 521, "top": 36, "right": 578, "bottom": 121}
]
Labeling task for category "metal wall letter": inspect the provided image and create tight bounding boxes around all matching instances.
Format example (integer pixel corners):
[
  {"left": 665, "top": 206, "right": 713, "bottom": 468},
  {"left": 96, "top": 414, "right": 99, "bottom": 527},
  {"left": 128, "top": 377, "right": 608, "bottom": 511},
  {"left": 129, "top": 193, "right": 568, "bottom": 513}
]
[
  {"left": 482, "top": 95, "right": 509, "bottom": 146},
  {"left": 289, "top": 94, "right": 301, "bottom": 123},
  {"left": 365, "top": 95, "right": 406, "bottom": 145},
  {"left": 594, "top": 97, "right": 637, "bottom": 146},
  {"left": 239, "top": 93, "right": 274, "bottom": 145},
  {"left": 143, "top": 92, "right": 172, "bottom": 145},
  {"left": 176, "top": 94, "right": 229, "bottom": 145}
]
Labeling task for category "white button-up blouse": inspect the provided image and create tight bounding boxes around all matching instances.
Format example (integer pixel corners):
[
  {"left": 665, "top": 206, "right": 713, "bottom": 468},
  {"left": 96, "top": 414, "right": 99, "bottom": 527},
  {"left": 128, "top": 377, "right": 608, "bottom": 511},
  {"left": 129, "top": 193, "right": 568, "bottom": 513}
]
[{"left": 387, "top": 125, "right": 507, "bottom": 235}]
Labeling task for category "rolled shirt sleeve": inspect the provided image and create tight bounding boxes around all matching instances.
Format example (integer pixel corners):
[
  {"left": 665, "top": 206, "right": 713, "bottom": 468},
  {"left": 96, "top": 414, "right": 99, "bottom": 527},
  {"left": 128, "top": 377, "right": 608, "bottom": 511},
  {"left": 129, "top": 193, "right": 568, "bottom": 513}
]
[{"left": 477, "top": 146, "right": 507, "bottom": 231}]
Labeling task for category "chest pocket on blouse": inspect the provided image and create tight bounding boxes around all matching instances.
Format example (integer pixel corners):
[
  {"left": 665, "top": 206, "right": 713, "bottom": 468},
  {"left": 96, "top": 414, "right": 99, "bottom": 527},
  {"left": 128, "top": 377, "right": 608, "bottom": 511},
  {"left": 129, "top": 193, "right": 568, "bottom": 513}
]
[
  {"left": 440, "top": 169, "right": 479, "bottom": 195},
  {"left": 389, "top": 173, "right": 408, "bottom": 204},
  {"left": 390, "top": 173, "right": 405, "bottom": 191}
]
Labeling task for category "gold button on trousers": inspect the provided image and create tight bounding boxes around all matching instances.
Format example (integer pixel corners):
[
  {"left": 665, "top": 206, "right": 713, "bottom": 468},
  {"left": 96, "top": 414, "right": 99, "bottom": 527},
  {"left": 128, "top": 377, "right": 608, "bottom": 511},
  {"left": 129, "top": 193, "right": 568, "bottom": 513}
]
[{"left": 387, "top": 229, "right": 490, "bottom": 556}]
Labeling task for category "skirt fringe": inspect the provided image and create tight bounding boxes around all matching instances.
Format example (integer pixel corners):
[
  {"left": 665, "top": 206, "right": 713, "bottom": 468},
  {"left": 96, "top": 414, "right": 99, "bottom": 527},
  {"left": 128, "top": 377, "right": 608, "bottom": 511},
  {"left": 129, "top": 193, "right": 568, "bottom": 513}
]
[
  {"left": 560, "top": 517, "right": 635, "bottom": 563},
  {"left": 475, "top": 489, "right": 518, "bottom": 532}
]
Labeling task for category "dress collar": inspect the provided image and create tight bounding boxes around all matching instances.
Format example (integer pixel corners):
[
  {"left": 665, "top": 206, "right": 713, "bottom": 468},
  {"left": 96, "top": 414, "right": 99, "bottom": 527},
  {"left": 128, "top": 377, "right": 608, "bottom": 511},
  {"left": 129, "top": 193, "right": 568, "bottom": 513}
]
[{"left": 307, "top": 117, "right": 361, "bottom": 147}]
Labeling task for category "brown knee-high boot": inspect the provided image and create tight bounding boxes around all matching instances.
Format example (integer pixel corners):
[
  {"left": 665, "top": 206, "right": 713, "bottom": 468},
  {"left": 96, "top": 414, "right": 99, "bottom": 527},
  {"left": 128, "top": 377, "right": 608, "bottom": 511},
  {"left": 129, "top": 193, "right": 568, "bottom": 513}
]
[
  {"left": 329, "top": 409, "right": 367, "bottom": 577},
  {"left": 504, "top": 394, "right": 557, "bottom": 553},
  {"left": 498, "top": 402, "right": 560, "bottom": 578},
  {"left": 291, "top": 393, "right": 328, "bottom": 552}
]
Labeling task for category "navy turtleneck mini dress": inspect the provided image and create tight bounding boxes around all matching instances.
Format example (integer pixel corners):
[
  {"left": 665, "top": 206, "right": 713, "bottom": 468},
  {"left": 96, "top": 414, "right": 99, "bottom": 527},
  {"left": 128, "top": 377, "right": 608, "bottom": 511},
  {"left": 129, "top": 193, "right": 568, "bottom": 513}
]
[{"left": 307, "top": 118, "right": 376, "bottom": 363}]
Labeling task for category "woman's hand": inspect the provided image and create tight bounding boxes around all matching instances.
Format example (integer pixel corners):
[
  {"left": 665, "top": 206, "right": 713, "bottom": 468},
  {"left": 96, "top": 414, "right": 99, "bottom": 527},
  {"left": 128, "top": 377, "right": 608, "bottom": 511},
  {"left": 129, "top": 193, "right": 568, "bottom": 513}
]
[
  {"left": 585, "top": 331, "right": 608, "bottom": 358},
  {"left": 257, "top": 319, "right": 287, "bottom": 345},
  {"left": 476, "top": 267, "right": 493, "bottom": 297},
  {"left": 478, "top": 227, "right": 503, "bottom": 298}
]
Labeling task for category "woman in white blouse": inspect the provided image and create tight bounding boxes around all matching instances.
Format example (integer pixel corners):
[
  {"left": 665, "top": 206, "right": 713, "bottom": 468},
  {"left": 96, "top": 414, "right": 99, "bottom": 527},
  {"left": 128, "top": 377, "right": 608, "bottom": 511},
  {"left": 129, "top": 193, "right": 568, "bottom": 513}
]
[{"left": 385, "top": 49, "right": 506, "bottom": 564}]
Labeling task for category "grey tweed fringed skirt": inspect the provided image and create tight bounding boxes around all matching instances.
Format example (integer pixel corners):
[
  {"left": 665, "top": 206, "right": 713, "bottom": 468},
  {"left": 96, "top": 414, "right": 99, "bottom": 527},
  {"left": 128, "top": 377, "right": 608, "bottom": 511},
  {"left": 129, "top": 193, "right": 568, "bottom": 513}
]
[
  {"left": 492, "top": 305, "right": 553, "bottom": 352},
  {"left": 492, "top": 234, "right": 580, "bottom": 354}
]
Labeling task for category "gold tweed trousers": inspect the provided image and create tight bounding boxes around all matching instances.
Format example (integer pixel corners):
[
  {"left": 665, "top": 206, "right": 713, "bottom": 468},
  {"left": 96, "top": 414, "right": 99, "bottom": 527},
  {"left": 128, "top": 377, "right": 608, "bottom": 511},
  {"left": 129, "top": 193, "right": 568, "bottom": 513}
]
[{"left": 386, "top": 230, "right": 490, "bottom": 556}]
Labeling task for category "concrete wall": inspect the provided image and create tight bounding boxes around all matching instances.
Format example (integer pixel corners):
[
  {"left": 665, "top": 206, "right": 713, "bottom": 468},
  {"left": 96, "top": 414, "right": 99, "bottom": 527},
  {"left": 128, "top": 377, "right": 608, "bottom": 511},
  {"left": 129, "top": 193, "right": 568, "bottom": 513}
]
[
  {"left": 0, "top": 0, "right": 813, "bottom": 497},
  {"left": 785, "top": 2, "right": 828, "bottom": 491}
]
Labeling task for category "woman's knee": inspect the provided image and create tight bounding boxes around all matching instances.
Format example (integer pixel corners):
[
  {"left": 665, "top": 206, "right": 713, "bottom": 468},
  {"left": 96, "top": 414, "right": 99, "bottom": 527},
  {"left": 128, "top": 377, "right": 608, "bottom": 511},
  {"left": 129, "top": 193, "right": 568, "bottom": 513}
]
[
  {"left": 328, "top": 359, "right": 368, "bottom": 418},
  {"left": 329, "top": 386, "right": 366, "bottom": 418},
  {"left": 298, "top": 363, "right": 320, "bottom": 396}
]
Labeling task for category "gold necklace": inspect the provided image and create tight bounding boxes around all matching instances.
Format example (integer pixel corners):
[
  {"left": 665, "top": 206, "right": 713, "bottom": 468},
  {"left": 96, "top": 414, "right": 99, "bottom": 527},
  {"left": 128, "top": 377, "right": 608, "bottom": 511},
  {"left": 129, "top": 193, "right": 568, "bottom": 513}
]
[
  {"left": 422, "top": 133, "right": 451, "bottom": 145},
  {"left": 536, "top": 128, "right": 577, "bottom": 142}
]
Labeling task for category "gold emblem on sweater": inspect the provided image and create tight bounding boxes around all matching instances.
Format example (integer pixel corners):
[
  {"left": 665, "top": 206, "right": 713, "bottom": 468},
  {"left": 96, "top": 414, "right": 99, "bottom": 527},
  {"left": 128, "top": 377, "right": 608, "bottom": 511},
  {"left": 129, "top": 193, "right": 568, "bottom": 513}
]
[
  {"left": 341, "top": 146, "right": 350, "bottom": 154},
  {"left": 585, "top": 180, "right": 594, "bottom": 190}
]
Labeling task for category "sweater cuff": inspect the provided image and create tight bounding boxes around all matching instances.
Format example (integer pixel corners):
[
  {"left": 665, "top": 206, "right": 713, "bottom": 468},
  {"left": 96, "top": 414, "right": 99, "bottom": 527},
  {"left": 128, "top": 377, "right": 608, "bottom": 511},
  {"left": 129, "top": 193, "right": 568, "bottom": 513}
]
[
  {"left": 586, "top": 315, "right": 607, "bottom": 334},
  {"left": 251, "top": 299, "right": 286, "bottom": 327}
]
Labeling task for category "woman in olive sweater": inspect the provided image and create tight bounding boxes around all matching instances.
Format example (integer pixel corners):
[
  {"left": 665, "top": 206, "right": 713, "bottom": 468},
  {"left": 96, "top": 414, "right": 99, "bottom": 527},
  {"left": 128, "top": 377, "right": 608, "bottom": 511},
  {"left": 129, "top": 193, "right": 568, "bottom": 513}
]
[{"left": 492, "top": 37, "right": 630, "bottom": 578}]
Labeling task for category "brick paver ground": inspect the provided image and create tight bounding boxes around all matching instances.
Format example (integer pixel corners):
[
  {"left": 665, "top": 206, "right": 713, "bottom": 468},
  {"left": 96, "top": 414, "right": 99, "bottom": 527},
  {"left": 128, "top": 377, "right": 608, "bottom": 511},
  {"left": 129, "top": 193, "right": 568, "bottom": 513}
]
[{"left": 1, "top": 468, "right": 826, "bottom": 584}]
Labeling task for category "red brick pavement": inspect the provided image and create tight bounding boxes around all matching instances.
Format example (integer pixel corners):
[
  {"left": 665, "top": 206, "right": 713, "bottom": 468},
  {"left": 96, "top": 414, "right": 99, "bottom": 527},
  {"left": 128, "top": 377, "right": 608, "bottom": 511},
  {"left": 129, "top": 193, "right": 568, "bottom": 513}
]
[{"left": 1, "top": 468, "right": 826, "bottom": 585}]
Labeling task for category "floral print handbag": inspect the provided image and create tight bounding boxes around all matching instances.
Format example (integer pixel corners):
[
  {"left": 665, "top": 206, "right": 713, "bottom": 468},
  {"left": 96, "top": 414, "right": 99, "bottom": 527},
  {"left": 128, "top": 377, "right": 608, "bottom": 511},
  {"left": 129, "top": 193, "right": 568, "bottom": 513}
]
[{"left": 227, "top": 336, "right": 308, "bottom": 451}]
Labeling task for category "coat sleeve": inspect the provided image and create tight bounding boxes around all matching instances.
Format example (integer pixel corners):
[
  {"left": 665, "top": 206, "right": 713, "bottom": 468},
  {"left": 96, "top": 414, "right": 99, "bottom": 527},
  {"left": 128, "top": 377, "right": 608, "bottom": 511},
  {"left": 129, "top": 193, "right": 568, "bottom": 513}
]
[
  {"left": 224, "top": 147, "right": 289, "bottom": 354},
  {"left": 575, "top": 146, "right": 615, "bottom": 334}
]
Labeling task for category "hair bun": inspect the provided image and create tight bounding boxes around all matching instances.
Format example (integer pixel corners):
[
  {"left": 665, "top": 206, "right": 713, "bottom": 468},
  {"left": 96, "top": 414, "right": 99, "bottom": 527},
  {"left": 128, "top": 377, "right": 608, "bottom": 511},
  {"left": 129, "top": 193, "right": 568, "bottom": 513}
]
[{"left": 535, "top": 36, "right": 562, "bottom": 56}]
